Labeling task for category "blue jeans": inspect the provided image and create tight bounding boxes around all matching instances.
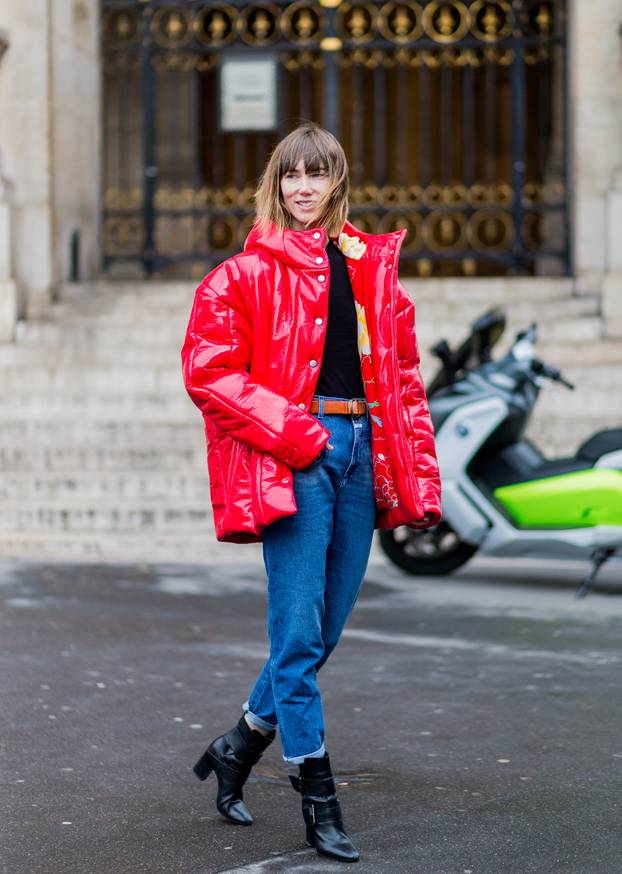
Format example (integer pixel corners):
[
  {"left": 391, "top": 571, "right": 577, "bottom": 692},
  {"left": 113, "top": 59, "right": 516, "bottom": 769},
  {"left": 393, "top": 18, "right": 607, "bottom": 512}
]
[{"left": 243, "top": 396, "right": 376, "bottom": 763}]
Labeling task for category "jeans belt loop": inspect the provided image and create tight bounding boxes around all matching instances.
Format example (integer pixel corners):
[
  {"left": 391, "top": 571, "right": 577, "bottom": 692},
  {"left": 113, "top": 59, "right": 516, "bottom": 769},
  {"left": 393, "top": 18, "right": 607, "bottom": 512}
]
[{"left": 318, "top": 396, "right": 325, "bottom": 419}]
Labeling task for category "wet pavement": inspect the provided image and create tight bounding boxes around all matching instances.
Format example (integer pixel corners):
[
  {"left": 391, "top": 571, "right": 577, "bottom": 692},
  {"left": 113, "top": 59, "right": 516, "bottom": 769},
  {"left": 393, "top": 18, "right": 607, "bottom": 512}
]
[{"left": 1, "top": 553, "right": 621, "bottom": 874}]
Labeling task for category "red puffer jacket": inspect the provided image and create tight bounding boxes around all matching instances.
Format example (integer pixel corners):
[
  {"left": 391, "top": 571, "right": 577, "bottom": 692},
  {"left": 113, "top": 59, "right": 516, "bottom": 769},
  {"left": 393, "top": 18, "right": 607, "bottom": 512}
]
[{"left": 181, "top": 220, "right": 441, "bottom": 542}]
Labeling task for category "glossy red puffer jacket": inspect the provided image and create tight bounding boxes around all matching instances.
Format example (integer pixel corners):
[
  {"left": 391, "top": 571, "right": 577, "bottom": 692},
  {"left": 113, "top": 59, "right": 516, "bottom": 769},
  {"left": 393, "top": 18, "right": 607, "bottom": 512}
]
[{"left": 181, "top": 220, "right": 441, "bottom": 542}]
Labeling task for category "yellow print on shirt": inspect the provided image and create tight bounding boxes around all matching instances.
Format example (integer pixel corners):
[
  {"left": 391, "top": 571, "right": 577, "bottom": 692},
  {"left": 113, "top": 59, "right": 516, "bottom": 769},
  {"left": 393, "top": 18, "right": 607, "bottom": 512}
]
[{"left": 355, "top": 302, "right": 371, "bottom": 356}]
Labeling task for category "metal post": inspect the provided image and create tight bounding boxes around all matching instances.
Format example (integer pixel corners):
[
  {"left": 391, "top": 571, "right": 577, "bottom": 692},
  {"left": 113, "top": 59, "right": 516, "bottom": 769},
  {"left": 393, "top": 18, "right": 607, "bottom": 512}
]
[
  {"left": 510, "top": 6, "right": 527, "bottom": 275},
  {"left": 320, "top": 3, "right": 342, "bottom": 137},
  {"left": 141, "top": 3, "right": 157, "bottom": 276}
]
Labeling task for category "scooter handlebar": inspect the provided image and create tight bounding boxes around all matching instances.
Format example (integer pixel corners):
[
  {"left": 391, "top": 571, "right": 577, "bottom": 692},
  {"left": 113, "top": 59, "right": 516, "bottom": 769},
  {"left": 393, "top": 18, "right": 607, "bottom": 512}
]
[{"left": 532, "top": 359, "right": 575, "bottom": 390}]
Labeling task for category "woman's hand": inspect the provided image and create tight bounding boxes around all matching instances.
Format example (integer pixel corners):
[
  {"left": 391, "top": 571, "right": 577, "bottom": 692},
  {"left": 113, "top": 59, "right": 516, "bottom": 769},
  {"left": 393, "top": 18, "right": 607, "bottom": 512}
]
[{"left": 406, "top": 512, "right": 436, "bottom": 529}]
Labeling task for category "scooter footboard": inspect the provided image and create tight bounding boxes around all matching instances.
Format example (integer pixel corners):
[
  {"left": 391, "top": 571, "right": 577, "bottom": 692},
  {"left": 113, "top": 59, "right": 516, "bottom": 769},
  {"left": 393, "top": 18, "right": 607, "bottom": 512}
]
[{"left": 441, "top": 481, "right": 490, "bottom": 545}]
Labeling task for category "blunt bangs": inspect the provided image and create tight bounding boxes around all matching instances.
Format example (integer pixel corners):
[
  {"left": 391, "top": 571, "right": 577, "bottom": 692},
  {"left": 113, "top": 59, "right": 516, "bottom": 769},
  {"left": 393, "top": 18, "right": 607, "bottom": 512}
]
[
  {"left": 277, "top": 136, "right": 329, "bottom": 176},
  {"left": 254, "top": 123, "right": 350, "bottom": 238}
]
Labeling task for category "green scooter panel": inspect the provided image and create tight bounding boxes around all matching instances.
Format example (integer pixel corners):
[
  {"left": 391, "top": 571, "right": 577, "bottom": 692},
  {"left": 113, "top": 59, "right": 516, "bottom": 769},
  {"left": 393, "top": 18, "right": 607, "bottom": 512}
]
[{"left": 493, "top": 469, "right": 622, "bottom": 528}]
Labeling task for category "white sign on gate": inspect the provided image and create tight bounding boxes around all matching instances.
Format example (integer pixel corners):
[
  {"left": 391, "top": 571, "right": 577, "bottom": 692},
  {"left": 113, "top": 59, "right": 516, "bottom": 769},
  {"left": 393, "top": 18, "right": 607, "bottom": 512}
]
[{"left": 220, "top": 57, "right": 277, "bottom": 132}]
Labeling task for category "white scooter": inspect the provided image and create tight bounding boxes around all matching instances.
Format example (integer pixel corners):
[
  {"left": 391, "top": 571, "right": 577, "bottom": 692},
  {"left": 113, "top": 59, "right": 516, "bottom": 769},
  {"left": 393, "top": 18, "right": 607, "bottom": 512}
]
[{"left": 379, "top": 310, "right": 622, "bottom": 596}]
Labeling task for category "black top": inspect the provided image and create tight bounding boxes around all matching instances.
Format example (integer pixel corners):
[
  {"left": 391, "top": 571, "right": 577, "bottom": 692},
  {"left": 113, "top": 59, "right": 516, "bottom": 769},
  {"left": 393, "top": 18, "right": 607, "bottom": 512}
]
[{"left": 315, "top": 240, "right": 366, "bottom": 399}]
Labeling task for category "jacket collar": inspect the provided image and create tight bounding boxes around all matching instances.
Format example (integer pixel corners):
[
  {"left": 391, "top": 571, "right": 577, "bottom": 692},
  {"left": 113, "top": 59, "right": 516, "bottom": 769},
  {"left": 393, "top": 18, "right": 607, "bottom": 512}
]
[{"left": 244, "top": 220, "right": 406, "bottom": 268}]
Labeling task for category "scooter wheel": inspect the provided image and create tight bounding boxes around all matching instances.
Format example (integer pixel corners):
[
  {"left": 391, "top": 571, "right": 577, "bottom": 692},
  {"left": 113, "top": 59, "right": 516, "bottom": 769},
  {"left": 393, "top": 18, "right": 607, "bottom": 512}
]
[{"left": 379, "top": 522, "right": 478, "bottom": 576}]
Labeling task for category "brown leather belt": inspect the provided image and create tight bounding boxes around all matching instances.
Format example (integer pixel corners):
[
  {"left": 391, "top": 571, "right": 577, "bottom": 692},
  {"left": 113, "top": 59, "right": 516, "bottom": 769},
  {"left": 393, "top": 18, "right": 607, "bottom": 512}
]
[{"left": 310, "top": 398, "right": 367, "bottom": 417}]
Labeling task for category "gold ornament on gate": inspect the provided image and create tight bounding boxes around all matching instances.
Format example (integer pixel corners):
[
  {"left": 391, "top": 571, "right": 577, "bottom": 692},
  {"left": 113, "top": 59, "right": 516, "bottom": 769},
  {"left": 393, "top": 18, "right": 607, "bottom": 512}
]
[
  {"left": 282, "top": 3, "right": 325, "bottom": 43},
  {"left": 195, "top": 6, "right": 237, "bottom": 46},
  {"left": 379, "top": 2, "right": 423, "bottom": 43},
  {"left": 469, "top": 0, "right": 512, "bottom": 42},
  {"left": 339, "top": 4, "right": 376, "bottom": 41},
  {"left": 422, "top": 2, "right": 468, "bottom": 44},
  {"left": 239, "top": 5, "right": 279, "bottom": 44}
]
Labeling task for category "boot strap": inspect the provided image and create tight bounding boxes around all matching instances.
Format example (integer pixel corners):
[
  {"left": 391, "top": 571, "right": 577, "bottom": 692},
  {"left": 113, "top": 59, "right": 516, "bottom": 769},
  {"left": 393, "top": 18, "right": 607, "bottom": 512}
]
[
  {"left": 228, "top": 725, "right": 272, "bottom": 765},
  {"left": 289, "top": 774, "right": 336, "bottom": 795},
  {"left": 303, "top": 796, "right": 343, "bottom": 827}
]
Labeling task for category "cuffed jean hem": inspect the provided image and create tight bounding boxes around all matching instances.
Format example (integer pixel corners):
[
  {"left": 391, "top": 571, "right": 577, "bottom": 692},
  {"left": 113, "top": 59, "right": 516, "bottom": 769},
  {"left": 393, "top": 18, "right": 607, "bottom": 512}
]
[
  {"left": 283, "top": 742, "right": 326, "bottom": 765},
  {"left": 242, "top": 700, "right": 278, "bottom": 732}
]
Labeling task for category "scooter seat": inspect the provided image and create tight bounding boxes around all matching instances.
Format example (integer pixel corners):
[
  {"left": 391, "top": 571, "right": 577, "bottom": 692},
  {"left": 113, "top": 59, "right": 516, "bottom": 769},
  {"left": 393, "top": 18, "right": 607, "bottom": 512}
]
[
  {"left": 529, "top": 457, "right": 593, "bottom": 479},
  {"left": 576, "top": 428, "right": 622, "bottom": 463}
]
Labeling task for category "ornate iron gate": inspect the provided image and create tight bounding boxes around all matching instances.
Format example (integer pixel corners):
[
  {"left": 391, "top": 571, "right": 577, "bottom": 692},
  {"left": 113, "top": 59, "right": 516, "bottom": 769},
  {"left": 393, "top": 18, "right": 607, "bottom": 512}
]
[{"left": 102, "top": 1, "right": 569, "bottom": 278}]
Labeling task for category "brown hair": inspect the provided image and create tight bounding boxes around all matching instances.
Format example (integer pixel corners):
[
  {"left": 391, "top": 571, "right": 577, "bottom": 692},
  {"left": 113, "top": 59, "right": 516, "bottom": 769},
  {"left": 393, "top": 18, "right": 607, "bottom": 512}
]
[{"left": 254, "top": 123, "right": 349, "bottom": 237}]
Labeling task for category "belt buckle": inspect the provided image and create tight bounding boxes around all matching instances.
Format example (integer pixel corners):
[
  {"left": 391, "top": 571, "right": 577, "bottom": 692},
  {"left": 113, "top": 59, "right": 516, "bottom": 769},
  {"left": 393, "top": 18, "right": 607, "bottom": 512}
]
[{"left": 348, "top": 399, "right": 363, "bottom": 417}]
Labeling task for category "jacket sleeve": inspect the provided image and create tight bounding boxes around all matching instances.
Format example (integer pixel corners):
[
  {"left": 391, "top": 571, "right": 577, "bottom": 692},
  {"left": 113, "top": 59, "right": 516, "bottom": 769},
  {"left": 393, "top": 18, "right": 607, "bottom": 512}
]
[
  {"left": 395, "top": 281, "right": 442, "bottom": 524},
  {"left": 181, "top": 261, "right": 330, "bottom": 469}
]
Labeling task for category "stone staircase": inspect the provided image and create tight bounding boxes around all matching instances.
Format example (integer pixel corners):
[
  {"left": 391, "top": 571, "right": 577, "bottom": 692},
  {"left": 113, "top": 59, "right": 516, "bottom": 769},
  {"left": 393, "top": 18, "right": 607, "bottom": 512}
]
[{"left": 0, "top": 278, "right": 620, "bottom": 561}]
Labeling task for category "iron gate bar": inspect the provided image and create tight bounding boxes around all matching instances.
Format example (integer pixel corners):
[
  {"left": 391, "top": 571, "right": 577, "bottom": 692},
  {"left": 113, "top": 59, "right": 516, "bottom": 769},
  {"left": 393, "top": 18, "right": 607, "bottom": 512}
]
[
  {"left": 322, "top": 3, "right": 340, "bottom": 137},
  {"left": 440, "top": 57, "right": 451, "bottom": 187},
  {"left": 141, "top": 3, "right": 157, "bottom": 276},
  {"left": 510, "top": 4, "right": 528, "bottom": 275},
  {"left": 396, "top": 59, "right": 408, "bottom": 189},
  {"left": 463, "top": 50, "right": 475, "bottom": 191},
  {"left": 418, "top": 60, "right": 430, "bottom": 190},
  {"left": 374, "top": 61, "right": 386, "bottom": 192},
  {"left": 351, "top": 61, "right": 364, "bottom": 189}
]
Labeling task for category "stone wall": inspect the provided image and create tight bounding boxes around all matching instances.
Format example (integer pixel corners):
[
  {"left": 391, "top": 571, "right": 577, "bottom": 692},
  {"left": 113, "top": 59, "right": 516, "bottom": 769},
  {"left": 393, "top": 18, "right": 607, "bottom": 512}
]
[
  {"left": 50, "top": 0, "right": 100, "bottom": 291},
  {"left": 0, "top": 0, "right": 100, "bottom": 328},
  {"left": 571, "top": 0, "right": 622, "bottom": 336}
]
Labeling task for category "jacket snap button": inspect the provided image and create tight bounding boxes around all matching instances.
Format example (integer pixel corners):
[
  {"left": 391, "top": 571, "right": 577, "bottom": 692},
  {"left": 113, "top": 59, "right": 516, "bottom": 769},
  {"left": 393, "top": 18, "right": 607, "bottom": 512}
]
[
  {"left": 315, "top": 256, "right": 324, "bottom": 264},
  {"left": 315, "top": 317, "right": 323, "bottom": 325},
  {"left": 313, "top": 232, "right": 321, "bottom": 240},
  {"left": 298, "top": 402, "right": 305, "bottom": 409},
  {"left": 310, "top": 359, "right": 318, "bottom": 367},
  {"left": 281, "top": 477, "right": 289, "bottom": 484},
  {"left": 318, "top": 274, "right": 326, "bottom": 282}
]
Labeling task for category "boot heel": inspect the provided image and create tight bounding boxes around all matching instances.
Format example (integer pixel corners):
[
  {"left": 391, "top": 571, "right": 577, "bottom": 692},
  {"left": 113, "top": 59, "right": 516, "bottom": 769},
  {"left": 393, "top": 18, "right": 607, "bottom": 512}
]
[{"left": 193, "top": 750, "right": 214, "bottom": 781}]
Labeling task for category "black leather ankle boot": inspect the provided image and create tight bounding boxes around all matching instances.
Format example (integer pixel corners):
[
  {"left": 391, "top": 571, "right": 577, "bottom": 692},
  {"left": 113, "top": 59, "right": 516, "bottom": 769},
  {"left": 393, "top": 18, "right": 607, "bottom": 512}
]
[
  {"left": 289, "top": 752, "right": 360, "bottom": 862},
  {"left": 193, "top": 715, "right": 276, "bottom": 825}
]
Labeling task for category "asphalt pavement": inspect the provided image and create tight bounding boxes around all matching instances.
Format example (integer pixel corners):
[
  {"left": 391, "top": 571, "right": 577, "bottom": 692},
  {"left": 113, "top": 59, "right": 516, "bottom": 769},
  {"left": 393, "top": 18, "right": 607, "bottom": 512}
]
[{"left": 1, "top": 551, "right": 621, "bottom": 874}]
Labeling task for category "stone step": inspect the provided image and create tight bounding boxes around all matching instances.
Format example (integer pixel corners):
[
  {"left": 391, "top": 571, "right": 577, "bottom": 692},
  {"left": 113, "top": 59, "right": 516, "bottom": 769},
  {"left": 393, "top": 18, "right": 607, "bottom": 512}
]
[
  {"left": 59, "top": 277, "right": 578, "bottom": 305},
  {"left": 13, "top": 320, "right": 187, "bottom": 349},
  {"left": 0, "top": 501, "right": 214, "bottom": 534},
  {"left": 426, "top": 315, "right": 603, "bottom": 344},
  {"left": 44, "top": 290, "right": 600, "bottom": 327},
  {"left": 25, "top": 288, "right": 600, "bottom": 325},
  {"left": 0, "top": 532, "right": 261, "bottom": 563},
  {"left": 0, "top": 365, "right": 186, "bottom": 392},
  {"left": 527, "top": 413, "right": 622, "bottom": 456},
  {"left": 0, "top": 471, "right": 210, "bottom": 502},
  {"left": 0, "top": 392, "right": 197, "bottom": 418},
  {"left": 12, "top": 311, "right": 603, "bottom": 360},
  {"left": 532, "top": 341, "right": 622, "bottom": 366},
  {"left": 0, "top": 377, "right": 615, "bottom": 435},
  {"left": 0, "top": 445, "right": 202, "bottom": 472},
  {"left": 0, "top": 419, "right": 203, "bottom": 446}
]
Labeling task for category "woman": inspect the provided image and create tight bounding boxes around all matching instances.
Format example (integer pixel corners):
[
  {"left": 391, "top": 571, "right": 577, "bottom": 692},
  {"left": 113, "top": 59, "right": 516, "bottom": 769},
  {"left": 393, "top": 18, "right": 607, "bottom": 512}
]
[{"left": 181, "top": 123, "right": 441, "bottom": 863}]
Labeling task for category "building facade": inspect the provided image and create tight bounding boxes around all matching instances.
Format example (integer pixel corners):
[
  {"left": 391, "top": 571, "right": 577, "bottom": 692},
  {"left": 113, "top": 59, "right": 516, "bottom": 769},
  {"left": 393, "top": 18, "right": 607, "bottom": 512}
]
[{"left": 0, "top": 1, "right": 621, "bottom": 334}]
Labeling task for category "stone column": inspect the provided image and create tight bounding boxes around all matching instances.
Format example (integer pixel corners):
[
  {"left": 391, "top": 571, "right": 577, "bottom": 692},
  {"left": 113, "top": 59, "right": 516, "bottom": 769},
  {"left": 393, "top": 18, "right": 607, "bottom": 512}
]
[
  {"left": 0, "top": 154, "right": 17, "bottom": 342},
  {"left": 0, "top": 27, "right": 17, "bottom": 342},
  {"left": 570, "top": 0, "right": 622, "bottom": 302},
  {"left": 0, "top": 1, "right": 100, "bottom": 327},
  {"left": 602, "top": 167, "right": 622, "bottom": 336}
]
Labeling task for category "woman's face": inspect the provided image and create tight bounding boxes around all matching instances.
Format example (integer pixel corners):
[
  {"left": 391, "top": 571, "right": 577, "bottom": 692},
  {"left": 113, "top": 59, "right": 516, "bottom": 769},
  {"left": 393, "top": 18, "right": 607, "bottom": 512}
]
[{"left": 280, "top": 158, "right": 330, "bottom": 230}]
